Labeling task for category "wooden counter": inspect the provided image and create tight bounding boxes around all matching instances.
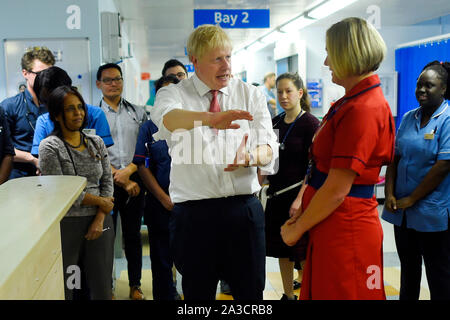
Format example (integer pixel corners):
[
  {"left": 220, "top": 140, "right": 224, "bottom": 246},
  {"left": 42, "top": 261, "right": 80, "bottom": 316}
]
[{"left": 0, "top": 176, "right": 86, "bottom": 300}]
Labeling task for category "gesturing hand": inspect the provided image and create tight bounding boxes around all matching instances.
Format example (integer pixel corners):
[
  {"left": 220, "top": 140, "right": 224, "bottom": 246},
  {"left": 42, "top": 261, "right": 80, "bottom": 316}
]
[
  {"left": 208, "top": 110, "right": 253, "bottom": 130},
  {"left": 225, "top": 134, "right": 251, "bottom": 172}
]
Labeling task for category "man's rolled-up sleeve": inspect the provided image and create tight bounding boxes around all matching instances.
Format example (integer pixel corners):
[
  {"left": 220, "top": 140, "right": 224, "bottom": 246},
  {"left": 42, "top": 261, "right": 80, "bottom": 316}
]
[
  {"left": 248, "top": 88, "right": 279, "bottom": 174},
  {"left": 150, "top": 86, "right": 183, "bottom": 142}
]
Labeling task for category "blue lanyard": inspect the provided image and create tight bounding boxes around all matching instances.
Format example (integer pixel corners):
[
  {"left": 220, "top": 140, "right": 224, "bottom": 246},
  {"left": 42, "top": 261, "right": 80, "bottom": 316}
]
[{"left": 277, "top": 110, "right": 305, "bottom": 151}]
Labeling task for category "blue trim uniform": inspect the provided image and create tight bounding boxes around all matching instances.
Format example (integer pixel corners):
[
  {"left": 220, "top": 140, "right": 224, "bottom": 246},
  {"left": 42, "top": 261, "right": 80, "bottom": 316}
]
[
  {"left": 0, "top": 89, "right": 47, "bottom": 178},
  {"left": 0, "top": 106, "right": 15, "bottom": 162},
  {"left": 133, "top": 119, "right": 175, "bottom": 300},
  {"left": 382, "top": 101, "right": 450, "bottom": 232}
]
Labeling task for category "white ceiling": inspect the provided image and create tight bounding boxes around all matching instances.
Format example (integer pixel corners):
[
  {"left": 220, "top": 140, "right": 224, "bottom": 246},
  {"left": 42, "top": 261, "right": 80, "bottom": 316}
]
[{"left": 113, "top": 0, "right": 450, "bottom": 78}]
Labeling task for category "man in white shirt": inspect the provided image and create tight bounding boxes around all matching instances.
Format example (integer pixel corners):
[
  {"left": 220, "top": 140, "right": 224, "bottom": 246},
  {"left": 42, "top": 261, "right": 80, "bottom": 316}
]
[
  {"left": 151, "top": 24, "right": 278, "bottom": 300},
  {"left": 96, "top": 63, "right": 148, "bottom": 300}
]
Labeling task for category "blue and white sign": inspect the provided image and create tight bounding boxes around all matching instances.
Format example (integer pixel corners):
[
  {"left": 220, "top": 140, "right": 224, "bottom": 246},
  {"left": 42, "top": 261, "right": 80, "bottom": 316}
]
[
  {"left": 185, "top": 64, "right": 195, "bottom": 73},
  {"left": 194, "top": 9, "right": 270, "bottom": 28}
]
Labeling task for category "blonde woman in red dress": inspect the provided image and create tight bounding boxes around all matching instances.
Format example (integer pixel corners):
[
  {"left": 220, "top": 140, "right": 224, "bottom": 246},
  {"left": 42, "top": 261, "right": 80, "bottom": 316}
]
[{"left": 281, "top": 17, "right": 395, "bottom": 300}]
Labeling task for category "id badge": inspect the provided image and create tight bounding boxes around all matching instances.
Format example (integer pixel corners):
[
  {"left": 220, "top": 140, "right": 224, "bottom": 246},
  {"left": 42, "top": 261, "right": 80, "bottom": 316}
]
[{"left": 424, "top": 133, "right": 435, "bottom": 140}]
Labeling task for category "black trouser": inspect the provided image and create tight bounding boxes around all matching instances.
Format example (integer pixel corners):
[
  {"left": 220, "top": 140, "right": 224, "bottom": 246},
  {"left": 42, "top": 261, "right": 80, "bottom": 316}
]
[
  {"left": 112, "top": 175, "right": 145, "bottom": 287},
  {"left": 146, "top": 195, "right": 176, "bottom": 300},
  {"left": 169, "top": 195, "right": 266, "bottom": 300},
  {"left": 394, "top": 217, "right": 450, "bottom": 300},
  {"left": 60, "top": 215, "right": 114, "bottom": 300}
]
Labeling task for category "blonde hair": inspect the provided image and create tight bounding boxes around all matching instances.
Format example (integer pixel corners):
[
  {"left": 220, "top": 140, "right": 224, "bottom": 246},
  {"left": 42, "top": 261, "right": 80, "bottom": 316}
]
[
  {"left": 264, "top": 72, "right": 276, "bottom": 82},
  {"left": 187, "top": 24, "right": 232, "bottom": 61},
  {"left": 326, "top": 17, "right": 386, "bottom": 79}
]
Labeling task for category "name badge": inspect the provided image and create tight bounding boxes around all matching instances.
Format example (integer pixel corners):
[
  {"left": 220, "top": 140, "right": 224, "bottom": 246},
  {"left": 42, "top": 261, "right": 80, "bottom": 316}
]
[
  {"left": 83, "top": 128, "right": 96, "bottom": 135},
  {"left": 424, "top": 133, "right": 435, "bottom": 140}
]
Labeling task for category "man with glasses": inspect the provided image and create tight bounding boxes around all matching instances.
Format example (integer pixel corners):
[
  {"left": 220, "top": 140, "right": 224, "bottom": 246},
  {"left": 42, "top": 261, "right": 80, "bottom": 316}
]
[
  {"left": 162, "top": 59, "right": 188, "bottom": 81},
  {"left": 96, "top": 63, "right": 148, "bottom": 300},
  {"left": 0, "top": 47, "right": 55, "bottom": 178}
]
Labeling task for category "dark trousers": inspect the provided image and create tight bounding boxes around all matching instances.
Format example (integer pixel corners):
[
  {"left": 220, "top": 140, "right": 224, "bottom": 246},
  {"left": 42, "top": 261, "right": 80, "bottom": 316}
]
[
  {"left": 60, "top": 215, "right": 114, "bottom": 300},
  {"left": 394, "top": 218, "right": 450, "bottom": 300},
  {"left": 9, "top": 162, "right": 36, "bottom": 179},
  {"left": 146, "top": 196, "right": 176, "bottom": 300},
  {"left": 169, "top": 195, "right": 266, "bottom": 300},
  {"left": 112, "top": 180, "right": 145, "bottom": 287}
]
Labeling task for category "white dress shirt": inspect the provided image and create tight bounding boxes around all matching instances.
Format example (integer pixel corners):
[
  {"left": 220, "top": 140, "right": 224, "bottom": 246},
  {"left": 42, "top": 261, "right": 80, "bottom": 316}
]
[{"left": 150, "top": 73, "right": 279, "bottom": 203}]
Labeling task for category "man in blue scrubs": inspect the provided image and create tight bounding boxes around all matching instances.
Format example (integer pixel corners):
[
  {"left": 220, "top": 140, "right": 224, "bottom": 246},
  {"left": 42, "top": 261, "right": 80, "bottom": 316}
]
[
  {"left": 0, "top": 47, "right": 55, "bottom": 178},
  {"left": 261, "top": 72, "right": 277, "bottom": 118},
  {"left": 31, "top": 66, "right": 113, "bottom": 156}
]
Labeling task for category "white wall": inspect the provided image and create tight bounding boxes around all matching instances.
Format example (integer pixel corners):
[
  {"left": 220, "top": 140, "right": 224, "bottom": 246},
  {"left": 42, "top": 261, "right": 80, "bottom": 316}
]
[
  {"left": 235, "top": 7, "right": 446, "bottom": 119},
  {"left": 98, "top": 0, "right": 148, "bottom": 106},
  {"left": 246, "top": 44, "right": 277, "bottom": 86}
]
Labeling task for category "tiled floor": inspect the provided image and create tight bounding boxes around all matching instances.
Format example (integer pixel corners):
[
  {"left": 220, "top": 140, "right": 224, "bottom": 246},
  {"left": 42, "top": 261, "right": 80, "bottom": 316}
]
[{"left": 113, "top": 205, "right": 431, "bottom": 300}]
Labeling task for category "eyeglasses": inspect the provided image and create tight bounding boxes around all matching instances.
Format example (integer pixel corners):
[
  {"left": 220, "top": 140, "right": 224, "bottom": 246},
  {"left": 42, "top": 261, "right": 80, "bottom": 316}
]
[
  {"left": 27, "top": 70, "right": 41, "bottom": 75},
  {"left": 169, "top": 72, "right": 187, "bottom": 79},
  {"left": 101, "top": 77, "right": 123, "bottom": 85}
]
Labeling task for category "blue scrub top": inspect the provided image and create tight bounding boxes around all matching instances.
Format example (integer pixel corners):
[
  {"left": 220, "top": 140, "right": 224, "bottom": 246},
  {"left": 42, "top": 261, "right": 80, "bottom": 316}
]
[
  {"left": 382, "top": 100, "right": 450, "bottom": 232},
  {"left": 261, "top": 86, "right": 277, "bottom": 118},
  {"left": 31, "top": 104, "right": 114, "bottom": 155},
  {"left": 0, "top": 89, "right": 47, "bottom": 152},
  {"left": 133, "top": 119, "right": 171, "bottom": 191}
]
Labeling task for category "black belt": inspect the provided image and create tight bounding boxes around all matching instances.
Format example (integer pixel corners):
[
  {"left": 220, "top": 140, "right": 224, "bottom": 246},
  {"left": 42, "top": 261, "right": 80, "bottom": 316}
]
[{"left": 308, "top": 168, "right": 374, "bottom": 199}]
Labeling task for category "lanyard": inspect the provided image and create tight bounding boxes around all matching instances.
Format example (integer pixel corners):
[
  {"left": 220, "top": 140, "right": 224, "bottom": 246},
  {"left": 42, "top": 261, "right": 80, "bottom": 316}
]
[
  {"left": 99, "top": 98, "right": 142, "bottom": 126},
  {"left": 274, "top": 110, "right": 305, "bottom": 151},
  {"left": 22, "top": 92, "right": 36, "bottom": 132},
  {"left": 312, "top": 83, "right": 381, "bottom": 144},
  {"left": 307, "top": 82, "right": 381, "bottom": 179}
]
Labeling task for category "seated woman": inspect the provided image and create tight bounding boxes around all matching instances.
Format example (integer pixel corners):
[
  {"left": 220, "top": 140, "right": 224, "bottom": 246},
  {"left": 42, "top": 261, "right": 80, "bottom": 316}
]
[{"left": 39, "top": 86, "right": 114, "bottom": 300}]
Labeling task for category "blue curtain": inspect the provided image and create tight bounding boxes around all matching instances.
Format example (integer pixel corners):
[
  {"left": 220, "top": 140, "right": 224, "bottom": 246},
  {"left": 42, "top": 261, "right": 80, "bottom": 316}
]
[{"left": 395, "top": 37, "right": 450, "bottom": 129}]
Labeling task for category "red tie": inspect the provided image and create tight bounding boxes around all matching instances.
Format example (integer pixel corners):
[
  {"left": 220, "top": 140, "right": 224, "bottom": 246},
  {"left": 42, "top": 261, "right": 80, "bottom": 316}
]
[{"left": 209, "top": 90, "right": 221, "bottom": 113}]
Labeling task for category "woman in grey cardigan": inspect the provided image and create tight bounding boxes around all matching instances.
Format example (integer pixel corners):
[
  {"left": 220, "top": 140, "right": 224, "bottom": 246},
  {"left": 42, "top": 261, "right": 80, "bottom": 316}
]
[{"left": 39, "top": 86, "right": 114, "bottom": 300}]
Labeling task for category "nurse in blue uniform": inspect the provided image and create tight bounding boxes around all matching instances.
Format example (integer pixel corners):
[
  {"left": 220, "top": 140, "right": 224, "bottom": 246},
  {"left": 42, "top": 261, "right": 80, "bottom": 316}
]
[
  {"left": 133, "top": 76, "right": 179, "bottom": 300},
  {"left": 382, "top": 60, "right": 450, "bottom": 300}
]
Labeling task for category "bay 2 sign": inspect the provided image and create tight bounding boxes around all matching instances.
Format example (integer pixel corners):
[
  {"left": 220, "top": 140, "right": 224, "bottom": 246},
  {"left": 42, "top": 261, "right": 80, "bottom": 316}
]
[{"left": 194, "top": 9, "right": 270, "bottom": 28}]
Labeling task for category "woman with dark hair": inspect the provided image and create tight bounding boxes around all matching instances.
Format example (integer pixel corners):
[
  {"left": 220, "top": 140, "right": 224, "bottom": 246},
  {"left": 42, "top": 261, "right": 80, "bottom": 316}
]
[
  {"left": 39, "top": 85, "right": 114, "bottom": 300},
  {"left": 155, "top": 74, "right": 180, "bottom": 93},
  {"left": 281, "top": 17, "right": 395, "bottom": 300},
  {"left": 382, "top": 61, "right": 450, "bottom": 300},
  {"left": 162, "top": 59, "right": 188, "bottom": 80},
  {"left": 262, "top": 72, "right": 319, "bottom": 300}
]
